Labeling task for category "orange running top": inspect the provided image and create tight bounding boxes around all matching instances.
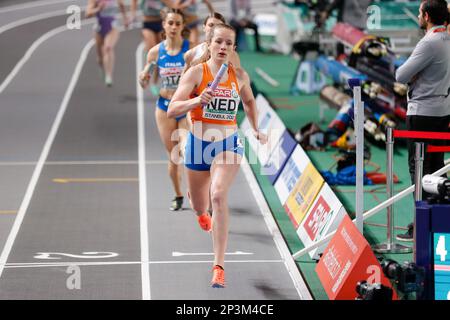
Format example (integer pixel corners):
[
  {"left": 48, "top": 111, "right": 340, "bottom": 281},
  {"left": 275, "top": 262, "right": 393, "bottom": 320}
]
[{"left": 189, "top": 63, "right": 241, "bottom": 125}]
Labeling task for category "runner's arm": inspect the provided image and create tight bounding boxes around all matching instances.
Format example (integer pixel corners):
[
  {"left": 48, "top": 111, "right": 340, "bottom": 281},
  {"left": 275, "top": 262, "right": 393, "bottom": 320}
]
[
  {"left": 117, "top": 0, "right": 129, "bottom": 29},
  {"left": 86, "top": 0, "right": 103, "bottom": 18},
  {"left": 230, "top": 51, "right": 241, "bottom": 69},
  {"left": 130, "top": 0, "right": 137, "bottom": 23},
  {"left": 173, "top": 0, "right": 191, "bottom": 10},
  {"left": 130, "top": 0, "right": 137, "bottom": 16},
  {"left": 202, "top": 0, "right": 215, "bottom": 15},
  {"left": 238, "top": 68, "right": 267, "bottom": 144},
  {"left": 139, "top": 45, "right": 159, "bottom": 89},
  {"left": 168, "top": 65, "right": 209, "bottom": 118},
  {"left": 396, "top": 39, "right": 434, "bottom": 84},
  {"left": 181, "top": 49, "right": 194, "bottom": 75},
  {"left": 162, "top": 0, "right": 177, "bottom": 9}
]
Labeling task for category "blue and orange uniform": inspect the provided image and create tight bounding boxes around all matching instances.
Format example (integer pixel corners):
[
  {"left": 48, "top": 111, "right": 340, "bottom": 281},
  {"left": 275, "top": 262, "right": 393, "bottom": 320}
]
[{"left": 185, "top": 62, "right": 244, "bottom": 171}]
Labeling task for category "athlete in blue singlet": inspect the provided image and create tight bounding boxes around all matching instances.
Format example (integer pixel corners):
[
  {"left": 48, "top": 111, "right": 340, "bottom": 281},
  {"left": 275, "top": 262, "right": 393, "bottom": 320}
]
[
  {"left": 86, "top": 0, "right": 129, "bottom": 87},
  {"left": 139, "top": 9, "right": 193, "bottom": 211},
  {"left": 156, "top": 38, "right": 190, "bottom": 119}
]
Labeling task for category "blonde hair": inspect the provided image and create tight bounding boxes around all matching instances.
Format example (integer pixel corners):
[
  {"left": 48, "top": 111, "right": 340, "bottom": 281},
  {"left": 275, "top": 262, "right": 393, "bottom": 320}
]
[
  {"left": 206, "top": 23, "right": 236, "bottom": 44},
  {"left": 190, "top": 24, "right": 236, "bottom": 67}
]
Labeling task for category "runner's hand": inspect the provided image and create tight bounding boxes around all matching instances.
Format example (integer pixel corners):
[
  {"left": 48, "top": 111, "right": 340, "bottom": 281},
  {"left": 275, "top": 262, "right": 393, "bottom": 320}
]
[
  {"left": 139, "top": 71, "right": 150, "bottom": 89},
  {"left": 254, "top": 131, "right": 268, "bottom": 145},
  {"left": 97, "top": 1, "right": 106, "bottom": 11},
  {"left": 129, "top": 14, "right": 137, "bottom": 27},
  {"left": 200, "top": 88, "right": 214, "bottom": 105},
  {"left": 150, "top": 85, "right": 159, "bottom": 96},
  {"left": 123, "top": 17, "right": 130, "bottom": 30}
]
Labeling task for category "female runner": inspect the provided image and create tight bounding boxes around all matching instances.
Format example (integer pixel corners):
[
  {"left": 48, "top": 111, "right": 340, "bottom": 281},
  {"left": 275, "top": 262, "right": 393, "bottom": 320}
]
[
  {"left": 168, "top": 23, "right": 266, "bottom": 287},
  {"left": 139, "top": 9, "right": 192, "bottom": 211}
]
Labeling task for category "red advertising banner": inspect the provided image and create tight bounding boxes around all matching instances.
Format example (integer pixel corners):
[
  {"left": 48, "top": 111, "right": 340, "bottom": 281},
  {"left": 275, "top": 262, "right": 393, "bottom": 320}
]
[
  {"left": 305, "top": 196, "right": 331, "bottom": 240},
  {"left": 316, "top": 215, "right": 396, "bottom": 300},
  {"left": 297, "top": 184, "right": 347, "bottom": 260}
]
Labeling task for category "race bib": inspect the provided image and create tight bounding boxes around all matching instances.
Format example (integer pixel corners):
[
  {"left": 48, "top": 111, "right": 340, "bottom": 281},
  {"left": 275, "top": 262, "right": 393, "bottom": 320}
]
[
  {"left": 202, "top": 84, "right": 240, "bottom": 122},
  {"left": 160, "top": 66, "right": 183, "bottom": 89},
  {"left": 162, "top": 74, "right": 181, "bottom": 88}
]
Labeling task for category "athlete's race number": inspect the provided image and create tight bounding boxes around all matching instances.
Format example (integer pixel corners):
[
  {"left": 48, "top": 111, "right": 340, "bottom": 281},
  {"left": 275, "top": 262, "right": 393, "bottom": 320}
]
[{"left": 163, "top": 75, "right": 180, "bottom": 88}]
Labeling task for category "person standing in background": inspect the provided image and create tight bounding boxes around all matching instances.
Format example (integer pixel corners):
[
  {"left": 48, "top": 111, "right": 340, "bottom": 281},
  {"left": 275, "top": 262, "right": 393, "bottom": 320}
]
[
  {"left": 320, "top": 0, "right": 372, "bottom": 56},
  {"left": 320, "top": 0, "right": 372, "bottom": 30},
  {"left": 228, "top": 0, "right": 262, "bottom": 52},
  {"left": 395, "top": 0, "right": 450, "bottom": 241}
]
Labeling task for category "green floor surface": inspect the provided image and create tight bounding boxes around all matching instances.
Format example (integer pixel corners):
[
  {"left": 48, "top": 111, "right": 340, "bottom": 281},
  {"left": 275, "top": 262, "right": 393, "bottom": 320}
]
[{"left": 238, "top": 51, "right": 419, "bottom": 300}]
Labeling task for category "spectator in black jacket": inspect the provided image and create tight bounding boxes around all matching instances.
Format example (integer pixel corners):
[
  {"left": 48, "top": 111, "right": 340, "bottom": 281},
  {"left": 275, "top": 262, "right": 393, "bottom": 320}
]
[
  {"left": 228, "top": 0, "right": 262, "bottom": 52},
  {"left": 320, "top": 0, "right": 372, "bottom": 55}
]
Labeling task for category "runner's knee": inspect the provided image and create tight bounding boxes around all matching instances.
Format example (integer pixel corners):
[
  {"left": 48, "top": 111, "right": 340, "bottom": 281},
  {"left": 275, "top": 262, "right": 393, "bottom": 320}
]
[
  {"left": 210, "top": 187, "right": 226, "bottom": 209},
  {"left": 103, "top": 44, "right": 113, "bottom": 55}
]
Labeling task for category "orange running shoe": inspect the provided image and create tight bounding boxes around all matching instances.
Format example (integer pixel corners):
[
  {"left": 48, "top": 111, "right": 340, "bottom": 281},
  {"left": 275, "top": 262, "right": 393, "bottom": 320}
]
[
  {"left": 197, "top": 212, "right": 212, "bottom": 232},
  {"left": 211, "top": 265, "right": 225, "bottom": 288}
]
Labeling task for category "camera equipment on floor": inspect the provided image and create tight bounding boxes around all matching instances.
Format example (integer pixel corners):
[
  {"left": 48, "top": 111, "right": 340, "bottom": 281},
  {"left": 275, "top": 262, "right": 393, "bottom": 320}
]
[
  {"left": 355, "top": 281, "right": 393, "bottom": 300},
  {"left": 381, "top": 259, "right": 426, "bottom": 297},
  {"left": 422, "top": 175, "right": 450, "bottom": 203}
]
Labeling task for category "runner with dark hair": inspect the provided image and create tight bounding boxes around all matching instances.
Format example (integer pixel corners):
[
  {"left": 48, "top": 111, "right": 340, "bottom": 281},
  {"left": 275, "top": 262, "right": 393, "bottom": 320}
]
[{"left": 139, "top": 9, "right": 193, "bottom": 211}]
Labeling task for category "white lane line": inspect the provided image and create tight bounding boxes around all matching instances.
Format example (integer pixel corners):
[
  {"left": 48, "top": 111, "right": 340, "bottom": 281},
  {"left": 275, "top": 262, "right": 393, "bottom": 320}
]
[
  {"left": 0, "top": 39, "right": 95, "bottom": 280},
  {"left": 4, "top": 260, "right": 284, "bottom": 269},
  {"left": 0, "top": 9, "right": 68, "bottom": 35},
  {"left": 0, "top": 19, "right": 94, "bottom": 95},
  {"left": 34, "top": 251, "right": 119, "bottom": 260},
  {"left": 0, "top": 160, "right": 169, "bottom": 166},
  {"left": 240, "top": 156, "right": 313, "bottom": 300},
  {"left": 0, "top": 162, "right": 37, "bottom": 166},
  {"left": 0, "top": 0, "right": 80, "bottom": 14},
  {"left": 44, "top": 160, "right": 168, "bottom": 165},
  {"left": 172, "top": 251, "right": 254, "bottom": 257},
  {"left": 136, "top": 41, "right": 151, "bottom": 301}
]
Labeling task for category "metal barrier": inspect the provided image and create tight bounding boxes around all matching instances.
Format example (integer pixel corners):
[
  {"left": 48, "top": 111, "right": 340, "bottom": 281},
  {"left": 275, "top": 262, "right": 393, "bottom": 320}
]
[
  {"left": 372, "top": 127, "right": 411, "bottom": 254},
  {"left": 292, "top": 128, "right": 450, "bottom": 260}
]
